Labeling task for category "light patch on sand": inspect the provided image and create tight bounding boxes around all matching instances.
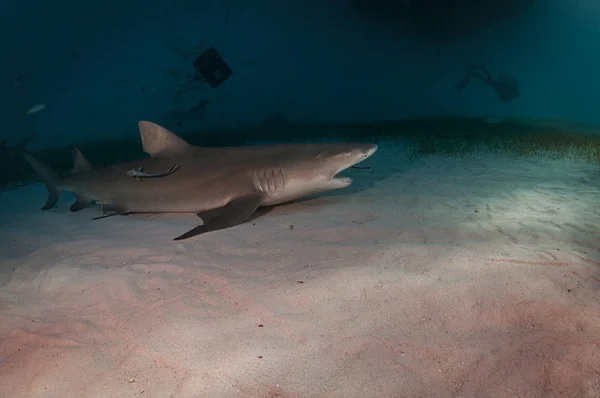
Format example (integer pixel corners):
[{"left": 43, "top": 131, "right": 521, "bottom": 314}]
[{"left": 0, "top": 145, "right": 599, "bottom": 397}]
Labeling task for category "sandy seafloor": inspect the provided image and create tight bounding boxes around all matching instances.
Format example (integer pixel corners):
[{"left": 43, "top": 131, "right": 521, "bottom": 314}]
[{"left": 0, "top": 142, "right": 599, "bottom": 398}]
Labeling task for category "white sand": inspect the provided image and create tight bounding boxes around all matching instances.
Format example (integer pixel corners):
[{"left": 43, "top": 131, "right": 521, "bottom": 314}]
[{"left": 1, "top": 144, "right": 599, "bottom": 397}]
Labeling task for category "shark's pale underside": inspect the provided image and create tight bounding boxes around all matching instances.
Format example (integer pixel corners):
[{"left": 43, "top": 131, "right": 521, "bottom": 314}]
[{"left": 24, "top": 121, "right": 378, "bottom": 240}]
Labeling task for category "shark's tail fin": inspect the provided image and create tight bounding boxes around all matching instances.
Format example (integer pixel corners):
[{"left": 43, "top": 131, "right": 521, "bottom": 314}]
[{"left": 24, "top": 152, "right": 63, "bottom": 210}]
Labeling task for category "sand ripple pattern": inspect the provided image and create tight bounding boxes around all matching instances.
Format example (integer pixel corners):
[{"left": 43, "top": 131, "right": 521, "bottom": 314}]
[{"left": 0, "top": 149, "right": 599, "bottom": 397}]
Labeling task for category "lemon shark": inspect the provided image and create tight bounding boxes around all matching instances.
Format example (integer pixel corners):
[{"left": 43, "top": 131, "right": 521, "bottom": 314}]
[{"left": 24, "top": 121, "right": 378, "bottom": 240}]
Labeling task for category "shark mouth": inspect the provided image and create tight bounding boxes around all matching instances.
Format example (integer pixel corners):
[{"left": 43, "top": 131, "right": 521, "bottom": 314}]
[
  {"left": 332, "top": 175, "right": 353, "bottom": 184},
  {"left": 330, "top": 145, "right": 377, "bottom": 185}
]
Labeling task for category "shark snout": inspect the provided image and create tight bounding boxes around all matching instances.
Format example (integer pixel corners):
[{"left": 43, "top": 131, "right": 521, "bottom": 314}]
[
  {"left": 349, "top": 143, "right": 378, "bottom": 167},
  {"left": 363, "top": 144, "right": 378, "bottom": 159}
]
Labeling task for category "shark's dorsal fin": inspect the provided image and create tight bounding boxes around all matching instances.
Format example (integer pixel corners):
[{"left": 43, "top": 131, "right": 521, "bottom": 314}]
[
  {"left": 71, "top": 146, "right": 92, "bottom": 173},
  {"left": 138, "top": 121, "right": 193, "bottom": 158}
]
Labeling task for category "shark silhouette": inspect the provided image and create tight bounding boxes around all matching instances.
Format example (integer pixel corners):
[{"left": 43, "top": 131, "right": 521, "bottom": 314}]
[
  {"left": 24, "top": 121, "right": 378, "bottom": 240},
  {"left": 0, "top": 133, "right": 37, "bottom": 188}
]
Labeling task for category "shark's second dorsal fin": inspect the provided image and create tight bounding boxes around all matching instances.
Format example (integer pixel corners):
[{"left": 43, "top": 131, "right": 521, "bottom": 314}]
[
  {"left": 138, "top": 121, "right": 193, "bottom": 158},
  {"left": 71, "top": 146, "right": 92, "bottom": 173}
]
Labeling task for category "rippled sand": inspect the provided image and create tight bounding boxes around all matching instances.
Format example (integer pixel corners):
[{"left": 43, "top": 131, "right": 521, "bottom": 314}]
[{"left": 1, "top": 144, "right": 599, "bottom": 397}]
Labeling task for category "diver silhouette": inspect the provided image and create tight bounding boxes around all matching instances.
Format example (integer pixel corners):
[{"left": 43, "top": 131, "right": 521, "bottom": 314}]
[{"left": 455, "top": 64, "right": 519, "bottom": 102}]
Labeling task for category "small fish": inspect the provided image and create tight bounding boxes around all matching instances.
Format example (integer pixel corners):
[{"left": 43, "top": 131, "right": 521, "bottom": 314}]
[
  {"left": 188, "top": 74, "right": 207, "bottom": 85},
  {"left": 189, "top": 99, "right": 211, "bottom": 112},
  {"left": 176, "top": 99, "right": 212, "bottom": 127},
  {"left": 126, "top": 164, "right": 181, "bottom": 180},
  {"left": 13, "top": 73, "right": 24, "bottom": 89},
  {"left": 24, "top": 104, "right": 45, "bottom": 116},
  {"left": 141, "top": 85, "right": 160, "bottom": 93}
]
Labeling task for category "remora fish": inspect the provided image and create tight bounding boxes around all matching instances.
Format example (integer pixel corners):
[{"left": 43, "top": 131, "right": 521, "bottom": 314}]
[
  {"left": 126, "top": 164, "right": 181, "bottom": 179},
  {"left": 24, "top": 121, "right": 378, "bottom": 240}
]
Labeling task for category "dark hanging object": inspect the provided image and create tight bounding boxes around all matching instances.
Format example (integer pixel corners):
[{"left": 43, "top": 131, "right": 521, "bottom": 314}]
[{"left": 192, "top": 47, "right": 233, "bottom": 88}]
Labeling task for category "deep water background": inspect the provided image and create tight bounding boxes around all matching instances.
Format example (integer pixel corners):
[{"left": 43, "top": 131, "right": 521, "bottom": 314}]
[{"left": 2, "top": 0, "right": 599, "bottom": 150}]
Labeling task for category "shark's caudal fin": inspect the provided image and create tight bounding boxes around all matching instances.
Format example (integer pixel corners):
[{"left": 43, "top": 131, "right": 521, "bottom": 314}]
[
  {"left": 23, "top": 152, "right": 63, "bottom": 210},
  {"left": 24, "top": 147, "right": 94, "bottom": 211},
  {"left": 138, "top": 121, "right": 194, "bottom": 158}
]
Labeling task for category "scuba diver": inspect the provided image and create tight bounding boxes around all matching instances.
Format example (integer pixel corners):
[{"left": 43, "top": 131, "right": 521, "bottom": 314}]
[{"left": 455, "top": 64, "right": 520, "bottom": 102}]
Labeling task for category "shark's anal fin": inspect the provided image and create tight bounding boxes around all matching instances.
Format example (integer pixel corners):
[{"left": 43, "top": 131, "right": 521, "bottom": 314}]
[
  {"left": 92, "top": 204, "right": 129, "bottom": 220},
  {"left": 70, "top": 196, "right": 91, "bottom": 212},
  {"left": 173, "top": 194, "right": 262, "bottom": 241}
]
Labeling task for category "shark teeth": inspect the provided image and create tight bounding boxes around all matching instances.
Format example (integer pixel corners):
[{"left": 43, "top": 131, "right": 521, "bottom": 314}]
[{"left": 333, "top": 176, "right": 352, "bottom": 184}]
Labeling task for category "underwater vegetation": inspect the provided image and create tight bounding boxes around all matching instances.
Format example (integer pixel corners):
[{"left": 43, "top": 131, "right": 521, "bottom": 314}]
[{"left": 4, "top": 116, "right": 600, "bottom": 191}]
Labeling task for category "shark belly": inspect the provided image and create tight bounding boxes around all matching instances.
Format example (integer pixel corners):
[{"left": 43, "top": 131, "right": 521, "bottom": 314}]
[
  {"left": 66, "top": 172, "right": 258, "bottom": 214},
  {"left": 255, "top": 176, "right": 348, "bottom": 207},
  {"left": 259, "top": 186, "right": 325, "bottom": 206},
  {"left": 111, "top": 188, "right": 235, "bottom": 214}
]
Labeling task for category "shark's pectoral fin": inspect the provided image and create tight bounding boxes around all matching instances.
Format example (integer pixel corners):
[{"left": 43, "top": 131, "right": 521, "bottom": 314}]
[
  {"left": 173, "top": 194, "right": 262, "bottom": 241},
  {"left": 92, "top": 204, "right": 129, "bottom": 220},
  {"left": 70, "top": 196, "right": 91, "bottom": 212}
]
